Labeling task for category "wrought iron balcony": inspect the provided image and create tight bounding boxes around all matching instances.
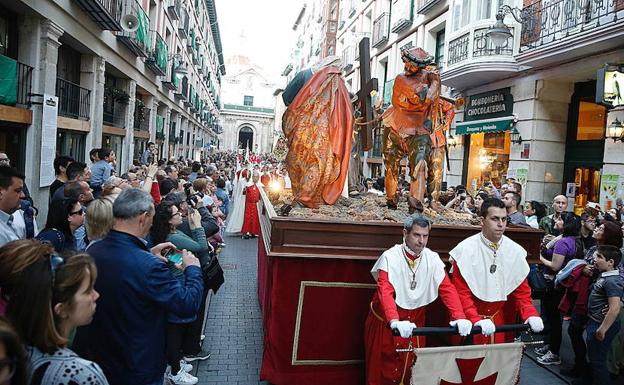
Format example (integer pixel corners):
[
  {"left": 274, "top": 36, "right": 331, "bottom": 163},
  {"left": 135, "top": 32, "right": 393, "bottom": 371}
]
[
  {"left": 417, "top": 0, "right": 443, "bottom": 14},
  {"left": 175, "top": 76, "right": 188, "bottom": 101},
  {"left": 102, "top": 86, "right": 127, "bottom": 128},
  {"left": 162, "top": 62, "right": 178, "bottom": 91},
  {"left": 116, "top": 0, "right": 150, "bottom": 57},
  {"left": 145, "top": 31, "right": 168, "bottom": 76},
  {"left": 133, "top": 105, "right": 149, "bottom": 131},
  {"left": 167, "top": 0, "right": 180, "bottom": 21},
  {"left": 0, "top": 57, "right": 33, "bottom": 108},
  {"left": 73, "top": 0, "right": 122, "bottom": 31},
  {"left": 341, "top": 45, "right": 356, "bottom": 72},
  {"left": 169, "top": 122, "right": 177, "bottom": 143},
  {"left": 56, "top": 78, "right": 91, "bottom": 120},
  {"left": 178, "top": 7, "right": 190, "bottom": 39},
  {"left": 441, "top": 20, "right": 519, "bottom": 90},
  {"left": 372, "top": 12, "right": 389, "bottom": 48},
  {"left": 519, "top": 0, "right": 624, "bottom": 53},
  {"left": 155, "top": 115, "right": 165, "bottom": 140}
]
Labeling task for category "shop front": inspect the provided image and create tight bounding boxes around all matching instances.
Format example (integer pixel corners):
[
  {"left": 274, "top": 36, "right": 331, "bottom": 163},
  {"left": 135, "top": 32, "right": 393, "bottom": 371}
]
[
  {"left": 563, "top": 81, "right": 606, "bottom": 214},
  {"left": 456, "top": 88, "right": 515, "bottom": 194}
]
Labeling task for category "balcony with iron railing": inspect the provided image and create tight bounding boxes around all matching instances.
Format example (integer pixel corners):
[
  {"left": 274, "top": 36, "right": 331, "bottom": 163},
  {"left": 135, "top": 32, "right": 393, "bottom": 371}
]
[
  {"left": 56, "top": 78, "right": 91, "bottom": 120},
  {"left": 441, "top": 16, "right": 521, "bottom": 90},
  {"left": 102, "top": 86, "right": 127, "bottom": 128},
  {"left": 74, "top": 0, "right": 122, "bottom": 30},
  {"left": 169, "top": 121, "right": 177, "bottom": 143},
  {"left": 341, "top": 45, "right": 356, "bottom": 72},
  {"left": 516, "top": 0, "right": 624, "bottom": 67},
  {"left": 178, "top": 7, "right": 190, "bottom": 39},
  {"left": 162, "top": 62, "right": 178, "bottom": 91},
  {"left": 372, "top": 13, "right": 390, "bottom": 48},
  {"left": 0, "top": 57, "right": 33, "bottom": 109},
  {"left": 167, "top": 0, "right": 180, "bottom": 20},
  {"left": 133, "top": 104, "right": 149, "bottom": 131},
  {"left": 116, "top": 0, "right": 150, "bottom": 57},
  {"left": 145, "top": 31, "right": 168, "bottom": 76},
  {"left": 417, "top": 0, "right": 443, "bottom": 14}
]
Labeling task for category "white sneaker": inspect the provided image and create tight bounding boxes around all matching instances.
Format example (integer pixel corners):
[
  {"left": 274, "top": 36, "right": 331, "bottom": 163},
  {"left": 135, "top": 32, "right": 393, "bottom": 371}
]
[
  {"left": 180, "top": 360, "right": 193, "bottom": 372},
  {"left": 167, "top": 369, "right": 198, "bottom": 385}
]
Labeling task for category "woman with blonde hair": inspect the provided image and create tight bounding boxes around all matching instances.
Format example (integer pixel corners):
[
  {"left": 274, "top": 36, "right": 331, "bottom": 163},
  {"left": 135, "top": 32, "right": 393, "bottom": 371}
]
[
  {"left": 0, "top": 240, "right": 108, "bottom": 385},
  {"left": 85, "top": 199, "right": 113, "bottom": 248}
]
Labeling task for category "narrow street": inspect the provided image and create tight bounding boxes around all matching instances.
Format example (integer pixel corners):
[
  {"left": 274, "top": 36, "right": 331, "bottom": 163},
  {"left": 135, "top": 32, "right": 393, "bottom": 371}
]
[{"left": 193, "top": 233, "right": 569, "bottom": 385}]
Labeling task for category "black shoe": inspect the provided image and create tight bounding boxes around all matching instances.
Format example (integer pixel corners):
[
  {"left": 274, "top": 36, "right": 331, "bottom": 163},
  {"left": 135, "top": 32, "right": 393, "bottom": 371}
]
[{"left": 183, "top": 350, "right": 211, "bottom": 362}]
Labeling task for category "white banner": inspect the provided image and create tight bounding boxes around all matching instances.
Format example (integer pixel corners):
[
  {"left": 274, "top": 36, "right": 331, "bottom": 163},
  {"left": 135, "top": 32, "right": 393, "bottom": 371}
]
[
  {"left": 410, "top": 342, "right": 523, "bottom": 385},
  {"left": 40, "top": 95, "right": 58, "bottom": 187}
]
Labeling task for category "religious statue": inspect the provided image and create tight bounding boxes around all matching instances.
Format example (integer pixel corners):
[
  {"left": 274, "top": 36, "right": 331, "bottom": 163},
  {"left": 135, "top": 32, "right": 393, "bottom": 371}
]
[
  {"left": 428, "top": 96, "right": 464, "bottom": 204},
  {"left": 281, "top": 57, "right": 354, "bottom": 208},
  {"left": 381, "top": 47, "right": 441, "bottom": 210}
]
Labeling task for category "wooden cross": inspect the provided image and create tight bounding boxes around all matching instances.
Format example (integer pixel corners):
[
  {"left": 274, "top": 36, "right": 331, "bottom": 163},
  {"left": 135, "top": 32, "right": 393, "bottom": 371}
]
[{"left": 356, "top": 37, "right": 378, "bottom": 151}]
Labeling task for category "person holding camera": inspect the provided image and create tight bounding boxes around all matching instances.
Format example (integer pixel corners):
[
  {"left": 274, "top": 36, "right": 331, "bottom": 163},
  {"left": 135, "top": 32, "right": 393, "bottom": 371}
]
[
  {"left": 72, "top": 189, "right": 203, "bottom": 385},
  {"left": 444, "top": 188, "right": 473, "bottom": 214},
  {"left": 150, "top": 201, "right": 211, "bottom": 385}
]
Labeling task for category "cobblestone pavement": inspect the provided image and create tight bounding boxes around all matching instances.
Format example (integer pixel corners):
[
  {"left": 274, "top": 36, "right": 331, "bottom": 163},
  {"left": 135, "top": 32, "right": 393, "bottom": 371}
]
[
  {"left": 195, "top": 233, "right": 269, "bottom": 385},
  {"left": 194, "top": 233, "right": 569, "bottom": 385}
]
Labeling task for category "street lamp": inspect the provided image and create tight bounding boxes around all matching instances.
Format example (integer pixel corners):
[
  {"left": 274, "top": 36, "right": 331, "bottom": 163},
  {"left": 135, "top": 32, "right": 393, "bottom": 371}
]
[
  {"left": 487, "top": 5, "right": 525, "bottom": 48},
  {"left": 607, "top": 117, "right": 624, "bottom": 142},
  {"left": 510, "top": 126, "right": 524, "bottom": 145}
]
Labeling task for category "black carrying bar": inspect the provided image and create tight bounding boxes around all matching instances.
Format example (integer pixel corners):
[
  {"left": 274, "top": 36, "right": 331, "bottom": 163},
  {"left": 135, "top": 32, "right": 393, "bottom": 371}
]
[{"left": 392, "top": 323, "right": 531, "bottom": 337}]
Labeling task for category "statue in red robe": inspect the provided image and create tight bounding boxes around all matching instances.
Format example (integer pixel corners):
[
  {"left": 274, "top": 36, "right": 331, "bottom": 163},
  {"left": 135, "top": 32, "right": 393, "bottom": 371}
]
[
  {"left": 241, "top": 172, "right": 261, "bottom": 238},
  {"left": 282, "top": 57, "right": 353, "bottom": 208}
]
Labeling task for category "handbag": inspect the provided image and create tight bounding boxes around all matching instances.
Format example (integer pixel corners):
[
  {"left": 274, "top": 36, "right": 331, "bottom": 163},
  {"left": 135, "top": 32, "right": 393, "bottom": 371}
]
[
  {"left": 202, "top": 253, "right": 224, "bottom": 294},
  {"left": 527, "top": 267, "right": 548, "bottom": 299}
]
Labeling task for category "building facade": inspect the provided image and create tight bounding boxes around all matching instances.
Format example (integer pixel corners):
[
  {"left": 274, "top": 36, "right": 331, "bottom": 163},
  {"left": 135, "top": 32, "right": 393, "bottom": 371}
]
[
  {"left": 219, "top": 55, "right": 276, "bottom": 154},
  {"left": 442, "top": 0, "right": 624, "bottom": 212},
  {"left": 282, "top": 0, "right": 624, "bottom": 210},
  {"left": 0, "top": 0, "right": 224, "bottom": 216}
]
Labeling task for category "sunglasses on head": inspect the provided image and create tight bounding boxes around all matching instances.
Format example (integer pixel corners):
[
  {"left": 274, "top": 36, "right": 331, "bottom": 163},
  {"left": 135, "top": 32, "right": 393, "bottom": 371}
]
[
  {"left": 70, "top": 207, "right": 85, "bottom": 216},
  {"left": 49, "top": 253, "right": 65, "bottom": 288}
]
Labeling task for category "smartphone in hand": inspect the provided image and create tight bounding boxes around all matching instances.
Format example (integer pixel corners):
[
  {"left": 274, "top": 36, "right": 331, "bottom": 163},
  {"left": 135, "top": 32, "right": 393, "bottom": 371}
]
[{"left": 163, "top": 248, "right": 183, "bottom": 264}]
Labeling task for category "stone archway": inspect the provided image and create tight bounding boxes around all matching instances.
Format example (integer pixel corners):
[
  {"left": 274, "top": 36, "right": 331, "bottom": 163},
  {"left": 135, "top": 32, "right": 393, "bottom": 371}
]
[{"left": 238, "top": 125, "right": 254, "bottom": 150}]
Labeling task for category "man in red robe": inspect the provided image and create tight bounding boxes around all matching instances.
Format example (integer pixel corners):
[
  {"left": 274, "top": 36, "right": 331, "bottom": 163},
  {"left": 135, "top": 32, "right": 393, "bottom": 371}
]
[
  {"left": 449, "top": 197, "right": 544, "bottom": 344},
  {"left": 241, "top": 171, "right": 261, "bottom": 239},
  {"left": 365, "top": 214, "right": 472, "bottom": 385}
]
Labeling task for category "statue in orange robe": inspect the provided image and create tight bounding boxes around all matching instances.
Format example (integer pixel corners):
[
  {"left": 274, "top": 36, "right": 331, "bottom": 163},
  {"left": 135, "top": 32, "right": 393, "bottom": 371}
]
[
  {"left": 282, "top": 57, "right": 353, "bottom": 208},
  {"left": 241, "top": 172, "right": 261, "bottom": 238},
  {"left": 382, "top": 48, "right": 440, "bottom": 210}
]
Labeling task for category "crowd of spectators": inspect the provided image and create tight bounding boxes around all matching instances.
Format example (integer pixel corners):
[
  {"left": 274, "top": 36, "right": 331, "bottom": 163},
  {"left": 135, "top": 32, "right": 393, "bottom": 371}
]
[
  {"left": 0, "top": 145, "right": 621, "bottom": 384},
  {"left": 0, "top": 147, "right": 247, "bottom": 385}
]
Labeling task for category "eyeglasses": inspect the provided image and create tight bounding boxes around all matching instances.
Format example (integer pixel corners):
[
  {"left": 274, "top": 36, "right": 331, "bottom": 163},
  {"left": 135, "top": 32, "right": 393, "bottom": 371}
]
[
  {"left": 49, "top": 253, "right": 65, "bottom": 288},
  {"left": 70, "top": 207, "right": 85, "bottom": 216},
  {"left": 0, "top": 157, "right": 9, "bottom": 162},
  {"left": 172, "top": 212, "right": 182, "bottom": 217}
]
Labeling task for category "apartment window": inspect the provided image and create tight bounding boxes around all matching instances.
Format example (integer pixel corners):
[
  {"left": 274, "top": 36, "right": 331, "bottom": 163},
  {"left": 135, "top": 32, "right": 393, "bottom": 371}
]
[
  {"left": 476, "top": 0, "right": 492, "bottom": 20},
  {"left": 452, "top": 0, "right": 472, "bottom": 31},
  {"left": 435, "top": 29, "right": 445, "bottom": 70},
  {"left": 243, "top": 95, "right": 254, "bottom": 106}
]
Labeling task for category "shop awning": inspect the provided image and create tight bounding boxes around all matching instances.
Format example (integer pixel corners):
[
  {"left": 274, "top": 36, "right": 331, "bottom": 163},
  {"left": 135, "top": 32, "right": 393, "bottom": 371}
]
[{"left": 455, "top": 116, "right": 516, "bottom": 135}]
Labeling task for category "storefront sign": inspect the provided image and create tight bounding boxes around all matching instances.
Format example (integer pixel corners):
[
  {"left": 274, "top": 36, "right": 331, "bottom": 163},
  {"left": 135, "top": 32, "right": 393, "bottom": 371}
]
[
  {"left": 40, "top": 95, "right": 58, "bottom": 187},
  {"left": 455, "top": 116, "right": 516, "bottom": 135},
  {"left": 464, "top": 88, "right": 513, "bottom": 121},
  {"left": 600, "top": 174, "right": 619, "bottom": 210},
  {"left": 596, "top": 66, "right": 624, "bottom": 108}
]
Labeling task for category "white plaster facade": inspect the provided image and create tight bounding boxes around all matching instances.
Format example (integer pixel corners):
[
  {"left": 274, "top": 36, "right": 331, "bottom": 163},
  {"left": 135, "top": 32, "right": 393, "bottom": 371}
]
[{"left": 219, "top": 55, "right": 276, "bottom": 154}]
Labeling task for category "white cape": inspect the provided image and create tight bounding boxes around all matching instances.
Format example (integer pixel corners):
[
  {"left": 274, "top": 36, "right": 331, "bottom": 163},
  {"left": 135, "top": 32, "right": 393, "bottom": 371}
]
[{"left": 225, "top": 175, "right": 247, "bottom": 234}]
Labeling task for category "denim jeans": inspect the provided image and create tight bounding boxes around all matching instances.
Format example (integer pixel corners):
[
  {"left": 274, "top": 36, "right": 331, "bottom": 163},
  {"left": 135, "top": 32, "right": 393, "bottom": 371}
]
[{"left": 586, "top": 318, "right": 621, "bottom": 384}]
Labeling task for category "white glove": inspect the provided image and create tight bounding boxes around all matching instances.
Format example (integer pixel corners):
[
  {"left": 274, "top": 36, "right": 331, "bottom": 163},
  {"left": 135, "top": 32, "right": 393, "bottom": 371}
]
[
  {"left": 390, "top": 320, "right": 417, "bottom": 339},
  {"left": 450, "top": 319, "right": 473, "bottom": 337},
  {"left": 525, "top": 316, "right": 544, "bottom": 333},
  {"left": 474, "top": 319, "right": 496, "bottom": 336}
]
